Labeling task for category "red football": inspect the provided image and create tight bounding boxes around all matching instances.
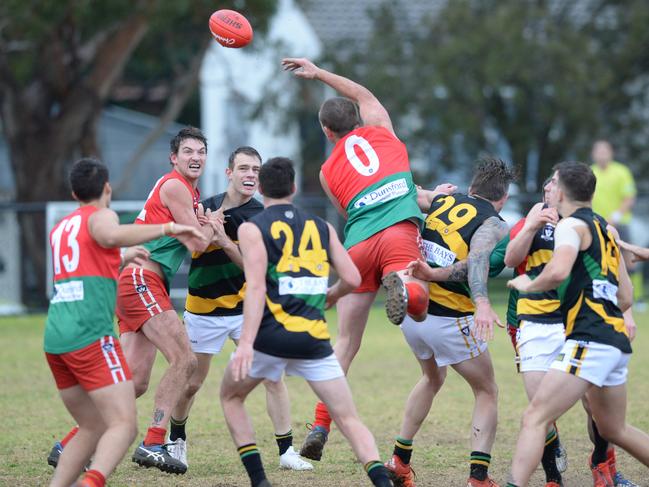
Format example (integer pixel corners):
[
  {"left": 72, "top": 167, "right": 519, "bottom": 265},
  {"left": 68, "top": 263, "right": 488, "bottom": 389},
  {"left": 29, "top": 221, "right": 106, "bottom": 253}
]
[{"left": 209, "top": 9, "right": 253, "bottom": 48}]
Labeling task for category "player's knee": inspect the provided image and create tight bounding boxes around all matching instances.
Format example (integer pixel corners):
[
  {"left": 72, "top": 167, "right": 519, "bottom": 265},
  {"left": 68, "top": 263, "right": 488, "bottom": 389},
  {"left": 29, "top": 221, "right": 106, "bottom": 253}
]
[
  {"left": 185, "top": 379, "right": 203, "bottom": 398},
  {"left": 133, "top": 377, "right": 150, "bottom": 398},
  {"left": 594, "top": 420, "right": 618, "bottom": 442},
  {"left": 185, "top": 353, "right": 198, "bottom": 375},
  {"left": 521, "top": 403, "right": 545, "bottom": 430},
  {"left": 262, "top": 378, "right": 283, "bottom": 393},
  {"left": 423, "top": 366, "right": 447, "bottom": 392}
]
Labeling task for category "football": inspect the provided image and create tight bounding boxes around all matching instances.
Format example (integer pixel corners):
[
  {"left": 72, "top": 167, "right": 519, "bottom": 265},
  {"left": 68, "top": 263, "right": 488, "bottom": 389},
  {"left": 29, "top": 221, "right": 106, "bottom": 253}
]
[{"left": 209, "top": 9, "right": 253, "bottom": 48}]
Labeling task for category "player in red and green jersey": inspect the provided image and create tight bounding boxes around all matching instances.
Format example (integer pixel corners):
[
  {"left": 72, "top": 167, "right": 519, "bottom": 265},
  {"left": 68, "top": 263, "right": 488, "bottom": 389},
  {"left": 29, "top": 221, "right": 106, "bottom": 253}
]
[
  {"left": 45, "top": 158, "right": 202, "bottom": 487},
  {"left": 116, "top": 127, "right": 221, "bottom": 474},
  {"left": 282, "top": 57, "right": 442, "bottom": 461}
]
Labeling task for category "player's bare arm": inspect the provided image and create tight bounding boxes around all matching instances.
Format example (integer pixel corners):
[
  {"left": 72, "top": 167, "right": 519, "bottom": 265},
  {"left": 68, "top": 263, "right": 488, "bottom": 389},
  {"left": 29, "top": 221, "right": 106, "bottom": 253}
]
[
  {"left": 231, "top": 222, "right": 267, "bottom": 382},
  {"left": 88, "top": 208, "right": 205, "bottom": 248},
  {"left": 416, "top": 184, "right": 458, "bottom": 212},
  {"left": 468, "top": 216, "right": 508, "bottom": 340},
  {"left": 617, "top": 239, "right": 649, "bottom": 262},
  {"left": 609, "top": 225, "right": 634, "bottom": 312},
  {"left": 324, "top": 222, "right": 361, "bottom": 309},
  {"left": 407, "top": 258, "right": 468, "bottom": 282},
  {"left": 319, "top": 170, "right": 347, "bottom": 218},
  {"left": 507, "top": 219, "right": 585, "bottom": 294},
  {"left": 504, "top": 203, "right": 558, "bottom": 267},
  {"left": 282, "top": 57, "right": 395, "bottom": 135},
  {"left": 160, "top": 178, "right": 215, "bottom": 252}
]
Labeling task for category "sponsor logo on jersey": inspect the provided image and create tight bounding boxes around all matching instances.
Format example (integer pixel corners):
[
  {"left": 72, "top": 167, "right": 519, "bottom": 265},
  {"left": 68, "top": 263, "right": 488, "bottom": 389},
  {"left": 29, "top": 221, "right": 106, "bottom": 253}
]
[
  {"left": 284, "top": 210, "right": 294, "bottom": 219},
  {"left": 51, "top": 280, "right": 84, "bottom": 304},
  {"left": 136, "top": 284, "right": 148, "bottom": 294},
  {"left": 352, "top": 178, "right": 409, "bottom": 209},
  {"left": 102, "top": 342, "right": 114, "bottom": 353},
  {"left": 278, "top": 276, "right": 328, "bottom": 296},
  {"left": 461, "top": 325, "right": 470, "bottom": 336},
  {"left": 421, "top": 240, "right": 457, "bottom": 268},
  {"left": 592, "top": 279, "right": 618, "bottom": 305}
]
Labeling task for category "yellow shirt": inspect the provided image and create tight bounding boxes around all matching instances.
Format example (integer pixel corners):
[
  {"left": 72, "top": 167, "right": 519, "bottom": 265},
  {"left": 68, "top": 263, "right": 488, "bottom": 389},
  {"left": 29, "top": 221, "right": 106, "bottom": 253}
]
[{"left": 591, "top": 161, "right": 636, "bottom": 224}]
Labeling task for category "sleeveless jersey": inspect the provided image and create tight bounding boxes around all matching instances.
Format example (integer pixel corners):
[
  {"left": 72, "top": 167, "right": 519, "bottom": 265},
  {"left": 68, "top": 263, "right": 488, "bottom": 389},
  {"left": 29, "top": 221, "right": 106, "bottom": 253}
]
[
  {"left": 321, "top": 126, "right": 422, "bottom": 249},
  {"left": 44, "top": 206, "right": 121, "bottom": 354},
  {"left": 249, "top": 204, "right": 333, "bottom": 359},
  {"left": 557, "top": 208, "right": 631, "bottom": 353},
  {"left": 135, "top": 169, "right": 200, "bottom": 285},
  {"left": 516, "top": 209, "right": 562, "bottom": 324},
  {"left": 185, "top": 194, "right": 263, "bottom": 316},
  {"left": 421, "top": 193, "right": 501, "bottom": 317}
]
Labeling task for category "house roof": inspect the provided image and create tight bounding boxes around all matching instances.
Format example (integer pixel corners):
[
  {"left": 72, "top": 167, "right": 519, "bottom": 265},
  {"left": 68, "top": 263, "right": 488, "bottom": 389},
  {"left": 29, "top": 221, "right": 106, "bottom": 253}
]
[{"left": 297, "top": 0, "right": 446, "bottom": 48}]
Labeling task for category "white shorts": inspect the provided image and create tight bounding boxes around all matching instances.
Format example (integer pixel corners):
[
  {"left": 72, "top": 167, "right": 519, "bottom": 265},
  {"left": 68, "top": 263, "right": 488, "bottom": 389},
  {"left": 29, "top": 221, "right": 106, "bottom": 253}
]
[
  {"left": 248, "top": 351, "right": 344, "bottom": 382},
  {"left": 184, "top": 311, "right": 242, "bottom": 354},
  {"left": 550, "top": 339, "right": 630, "bottom": 387},
  {"left": 517, "top": 321, "right": 565, "bottom": 373},
  {"left": 400, "top": 314, "right": 487, "bottom": 367}
]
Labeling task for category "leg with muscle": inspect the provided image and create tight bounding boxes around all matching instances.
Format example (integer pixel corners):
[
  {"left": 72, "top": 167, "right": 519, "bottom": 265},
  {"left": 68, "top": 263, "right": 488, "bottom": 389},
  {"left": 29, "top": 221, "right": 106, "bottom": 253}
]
[
  {"left": 120, "top": 330, "right": 157, "bottom": 398},
  {"left": 510, "top": 370, "right": 591, "bottom": 486},
  {"left": 49, "top": 386, "right": 106, "bottom": 487}
]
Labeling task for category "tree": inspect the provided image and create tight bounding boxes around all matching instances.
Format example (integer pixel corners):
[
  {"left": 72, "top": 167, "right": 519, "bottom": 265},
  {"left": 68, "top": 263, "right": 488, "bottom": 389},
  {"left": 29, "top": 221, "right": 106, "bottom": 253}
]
[
  {"left": 0, "top": 0, "right": 276, "bottom": 305},
  {"left": 329, "top": 0, "right": 649, "bottom": 194}
]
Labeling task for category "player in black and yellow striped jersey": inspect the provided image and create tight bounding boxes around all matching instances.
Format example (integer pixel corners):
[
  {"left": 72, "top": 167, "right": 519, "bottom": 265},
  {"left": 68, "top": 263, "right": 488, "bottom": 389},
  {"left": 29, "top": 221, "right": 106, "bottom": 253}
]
[
  {"left": 220, "top": 157, "right": 394, "bottom": 487},
  {"left": 389, "top": 157, "right": 515, "bottom": 487},
  {"left": 169, "top": 147, "right": 312, "bottom": 471},
  {"left": 507, "top": 162, "right": 649, "bottom": 487},
  {"left": 504, "top": 199, "right": 568, "bottom": 486}
]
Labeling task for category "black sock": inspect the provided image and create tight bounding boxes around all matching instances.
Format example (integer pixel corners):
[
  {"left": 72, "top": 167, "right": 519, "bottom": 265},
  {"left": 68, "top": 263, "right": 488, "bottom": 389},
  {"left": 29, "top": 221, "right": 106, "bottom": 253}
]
[
  {"left": 591, "top": 419, "right": 609, "bottom": 466},
  {"left": 238, "top": 444, "right": 267, "bottom": 487},
  {"left": 541, "top": 428, "right": 562, "bottom": 483},
  {"left": 275, "top": 430, "right": 293, "bottom": 456},
  {"left": 365, "top": 461, "right": 393, "bottom": 487},
  {"left": 169, "top": 416, "right": 187, "bottom": 441},
  {"left": 470, "top": 451, "right": 491, "bottom": 481},
  {"left": 393, "top": 436, "right": 413, "bottom": 464}
]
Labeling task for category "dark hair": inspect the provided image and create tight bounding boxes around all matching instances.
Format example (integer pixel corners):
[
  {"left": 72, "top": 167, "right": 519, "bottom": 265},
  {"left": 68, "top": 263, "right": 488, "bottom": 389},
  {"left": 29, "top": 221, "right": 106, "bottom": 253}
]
[
  {"left": 69, "top": 158, "right": 109, "bottom": 202},
  {"left": 318, "top": 97, "right": 362, "bottom": 136},
  {"left": 228, "top": 146, "right": 262, "bottom": 169},
  {"left": 553, "top": 161, "right": 596, "bottom": 202},
  {"left": 259, "top": 157, "right": 295, "bottom": 199},
  {"left": 469, "top": 156, "right": 517, "bottom": 201},
  {"left": 170, "top": 127, "right": 207, "bottom": 155}
]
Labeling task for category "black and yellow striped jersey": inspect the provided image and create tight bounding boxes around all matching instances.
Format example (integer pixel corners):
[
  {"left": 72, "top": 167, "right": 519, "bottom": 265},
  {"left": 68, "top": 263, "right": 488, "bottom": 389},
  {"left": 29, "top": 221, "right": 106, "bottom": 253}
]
[
  {"left": 557, "top": 208, "right": 631, "bottom": 353},
  {"left": 249, "top": 204, "right": 333, "bottom": 359},
  {"left": 517, "top": 208, "right": 562, "bottom": 324},
  {"left": 422, "top": 193, "right": 502, "bottom": 317},
  {"left": 185, "top": 193, "right": 263, "bottom": 316}
]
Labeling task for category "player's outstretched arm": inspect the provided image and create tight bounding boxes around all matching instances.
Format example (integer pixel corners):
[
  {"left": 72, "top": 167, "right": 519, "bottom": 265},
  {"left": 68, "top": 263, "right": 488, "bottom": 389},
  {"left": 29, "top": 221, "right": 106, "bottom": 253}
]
[
  {"left": 160, "top": 178, "right": 216, "bottom": 252},
  {"left": 88, "top": 208, "right": 205, "bottom": 249},
  {"left": 231, "top": 222, "right": 268, "bottom": 381},
  {"left": 282, "top": 57, "right": 395, "bottom": 135},
  {"left": 325, "top": 222, "right": 361, "bottom": 309},
  {"left": 468, "top": 216, "right": 509, "bottom": 340},
  {"left": 617, "top": 239, "right": 649, "bottom": 262}
]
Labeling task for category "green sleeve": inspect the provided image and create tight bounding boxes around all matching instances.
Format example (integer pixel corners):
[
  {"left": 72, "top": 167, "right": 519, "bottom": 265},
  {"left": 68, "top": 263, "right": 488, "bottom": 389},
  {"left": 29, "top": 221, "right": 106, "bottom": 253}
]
[{"left": 489, "top": 234, "right": 510, "bottom": 277}]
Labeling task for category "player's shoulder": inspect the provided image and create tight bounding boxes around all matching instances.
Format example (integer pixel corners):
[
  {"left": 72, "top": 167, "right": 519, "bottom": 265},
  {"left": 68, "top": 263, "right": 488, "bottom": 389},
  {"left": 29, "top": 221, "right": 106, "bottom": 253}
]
[{"left": 201, "top": 192, "right": 226, "bottom": 211}]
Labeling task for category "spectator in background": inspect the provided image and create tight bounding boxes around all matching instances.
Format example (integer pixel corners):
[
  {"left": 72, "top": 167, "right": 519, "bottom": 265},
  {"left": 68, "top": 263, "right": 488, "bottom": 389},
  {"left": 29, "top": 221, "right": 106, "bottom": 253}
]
[{"left": 591, "top": 139, "right": 643, "bottom": 303}]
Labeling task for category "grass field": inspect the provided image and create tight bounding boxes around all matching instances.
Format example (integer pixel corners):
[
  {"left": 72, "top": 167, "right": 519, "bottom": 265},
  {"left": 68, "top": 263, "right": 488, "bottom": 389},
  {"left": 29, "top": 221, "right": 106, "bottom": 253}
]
[{"left": 2, "top": 296, "right": 649, "bottom": 486}]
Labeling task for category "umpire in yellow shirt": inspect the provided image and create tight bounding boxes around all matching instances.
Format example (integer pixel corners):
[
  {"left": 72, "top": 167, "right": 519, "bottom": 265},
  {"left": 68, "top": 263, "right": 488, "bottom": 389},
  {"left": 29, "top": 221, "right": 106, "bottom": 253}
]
[{"left": 591, "top": 139, "right": 641, "bottom": 296}]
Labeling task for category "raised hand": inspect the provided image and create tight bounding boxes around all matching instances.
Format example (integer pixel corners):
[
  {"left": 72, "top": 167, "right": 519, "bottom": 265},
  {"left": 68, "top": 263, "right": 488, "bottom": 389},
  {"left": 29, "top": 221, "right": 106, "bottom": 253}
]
[{"left": 281, "top": 58, "right": 320, "bottom": 79}]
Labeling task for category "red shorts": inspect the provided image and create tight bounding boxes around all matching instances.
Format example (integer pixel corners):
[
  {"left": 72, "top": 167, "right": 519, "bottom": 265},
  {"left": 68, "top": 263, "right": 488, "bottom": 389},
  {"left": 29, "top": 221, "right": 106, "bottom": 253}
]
[
  {"left": 507, "top": 324, "right": 521, "bottom": 372},
  {"left": 348, "top": 221, "right": 424, "bottom": 293},
  {"left": 46, "top": 336, "right": 132, "bottom": 391},
  {"left": 116, "top": 267, "right": 174, "bottom": 334}
]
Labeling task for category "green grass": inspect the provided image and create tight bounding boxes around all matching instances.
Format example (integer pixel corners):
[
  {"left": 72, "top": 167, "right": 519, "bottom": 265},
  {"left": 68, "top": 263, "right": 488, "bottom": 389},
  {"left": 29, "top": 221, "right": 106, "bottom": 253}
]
[{"left": 2, "top": 298, "right": 649, "bottom": 486}]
